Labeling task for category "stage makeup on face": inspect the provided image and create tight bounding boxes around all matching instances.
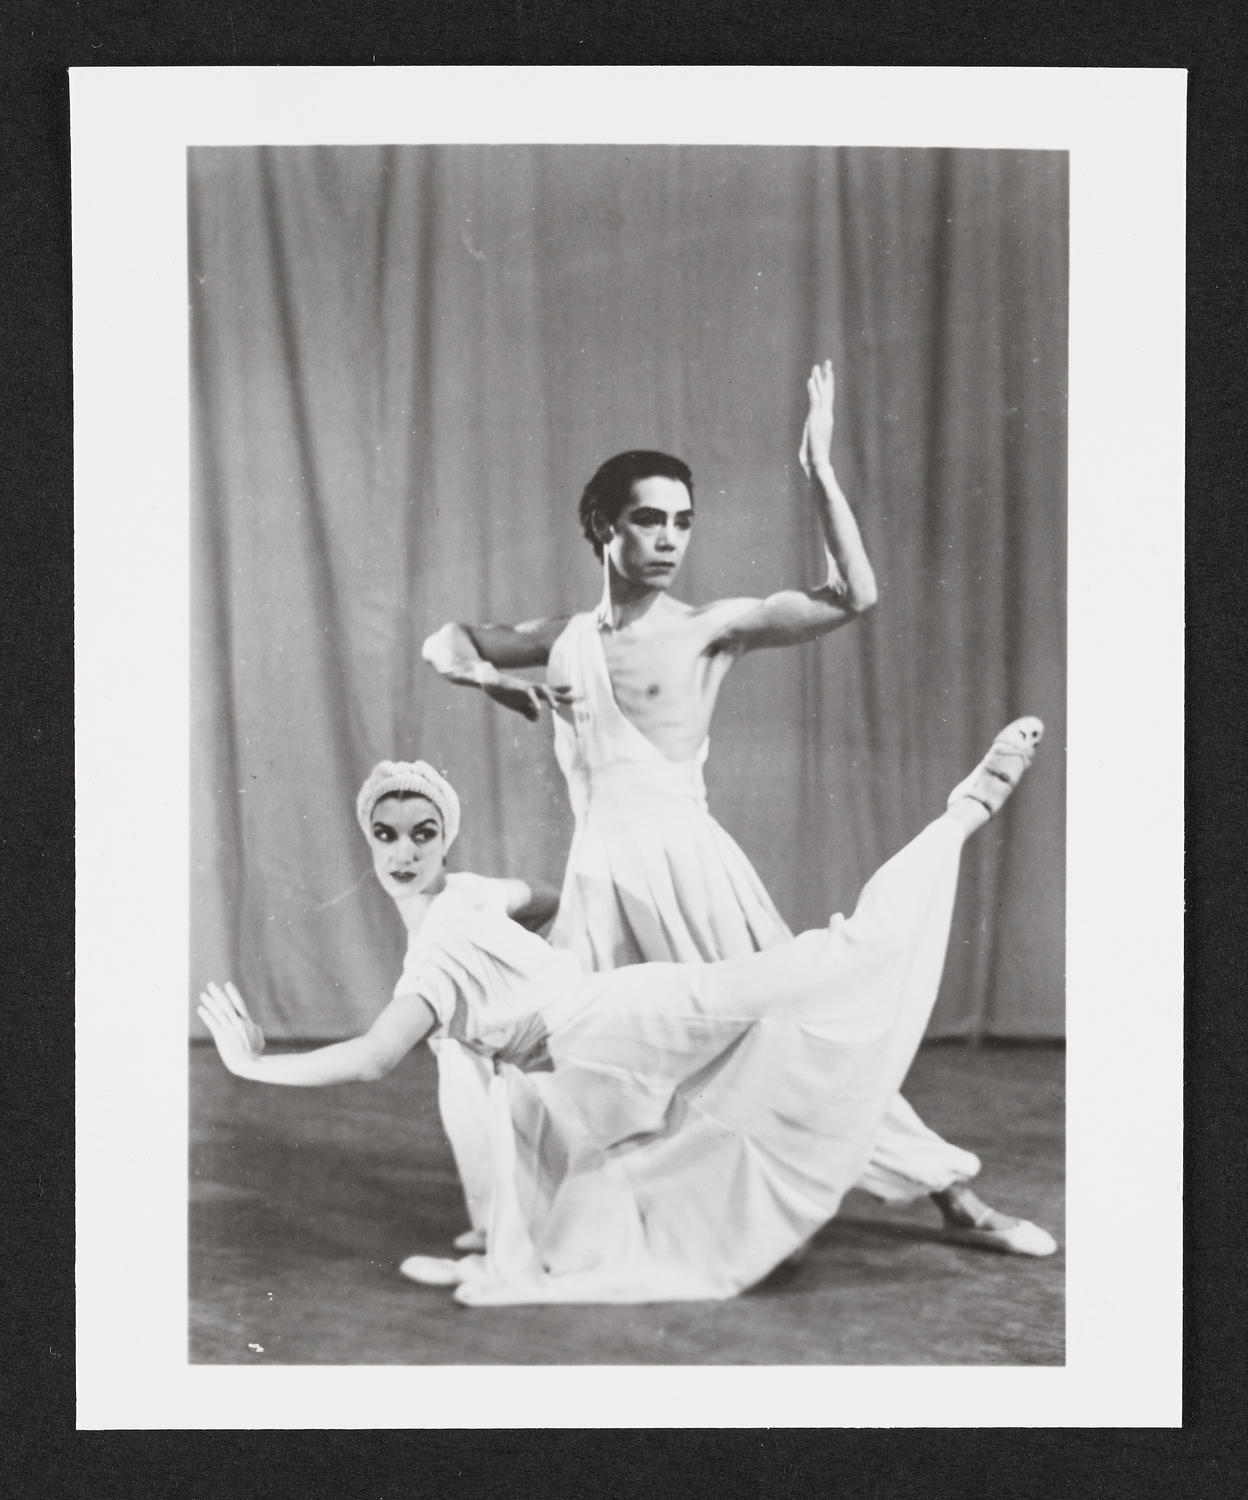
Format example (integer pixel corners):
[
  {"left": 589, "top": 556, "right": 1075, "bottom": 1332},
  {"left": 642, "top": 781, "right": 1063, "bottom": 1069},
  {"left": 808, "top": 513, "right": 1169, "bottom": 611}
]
[
  {"left": 368, "top": 793, "right": 447, "bottom": 899},
  {"left": 605, "top": 476, "right": 695, "bottom": 589}
]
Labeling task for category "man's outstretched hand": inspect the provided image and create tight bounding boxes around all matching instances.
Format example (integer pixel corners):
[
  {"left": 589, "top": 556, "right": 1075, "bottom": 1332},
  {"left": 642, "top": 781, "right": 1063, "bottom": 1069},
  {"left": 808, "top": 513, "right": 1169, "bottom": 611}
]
[
  {"left": 483, "top": 675, "right": 577, "bottom": 722},
  {"left": 798, "top": 358, "right": 836, "bottom": 478}
]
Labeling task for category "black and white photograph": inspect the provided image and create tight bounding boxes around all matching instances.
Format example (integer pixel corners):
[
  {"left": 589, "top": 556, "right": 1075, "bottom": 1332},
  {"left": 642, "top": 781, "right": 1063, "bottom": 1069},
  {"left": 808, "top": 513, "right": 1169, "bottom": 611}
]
[
  {"left": 73, "top": 67, "right": 1184, "bottom": 1427},
  {"left": 187, "top": 139, "right": 1066, "bottom": 1361}
]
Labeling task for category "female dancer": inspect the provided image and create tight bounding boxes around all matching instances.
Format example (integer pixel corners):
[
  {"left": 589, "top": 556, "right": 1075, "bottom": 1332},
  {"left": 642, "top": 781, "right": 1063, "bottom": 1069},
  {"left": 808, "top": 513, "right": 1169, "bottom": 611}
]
[{"left": 199, "top": 719, "right": 1044, "bottom": 1306}]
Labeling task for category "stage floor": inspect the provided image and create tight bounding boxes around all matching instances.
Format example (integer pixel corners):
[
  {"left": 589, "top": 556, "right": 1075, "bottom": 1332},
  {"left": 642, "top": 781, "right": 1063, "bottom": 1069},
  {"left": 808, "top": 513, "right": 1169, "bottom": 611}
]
[{"left": 190, "top": 1040, "right": 1064, "bottom": 1366}]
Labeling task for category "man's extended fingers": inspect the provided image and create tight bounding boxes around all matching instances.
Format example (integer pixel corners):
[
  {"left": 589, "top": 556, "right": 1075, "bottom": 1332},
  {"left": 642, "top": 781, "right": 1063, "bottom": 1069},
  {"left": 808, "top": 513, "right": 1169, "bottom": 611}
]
[{"left": 808, "top": 368, "right": 833, "bottom": 411}]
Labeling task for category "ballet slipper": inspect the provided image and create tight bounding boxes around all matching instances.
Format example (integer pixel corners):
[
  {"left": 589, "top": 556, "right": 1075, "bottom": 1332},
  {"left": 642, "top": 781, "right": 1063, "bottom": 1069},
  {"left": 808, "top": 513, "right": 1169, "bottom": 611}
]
[
  {"left": 941, "top": 1216, "right": 1058, "bottom": 1258},
  {"left": 947, "top": 716, "right": 1044, "bottom": 817},
  {"left": 399, "top": 1254, "right": 471, "bottom": 1287},
  {"left": 453, "top": 1228, "right": 488, "bottom": 1253}
]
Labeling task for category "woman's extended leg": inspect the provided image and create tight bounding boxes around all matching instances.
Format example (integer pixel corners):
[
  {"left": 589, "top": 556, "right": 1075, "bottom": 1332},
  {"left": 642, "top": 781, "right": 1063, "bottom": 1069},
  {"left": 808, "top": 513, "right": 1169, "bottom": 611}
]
[
  {"left": 688, "top": 720, "right": 1045, "bottom": 1032},
  {"left": 861, "top": 717, "right": 1055, "bottom": 1254},
  {"left": 677, "top": 719, "right": 1047, "bottom": 1200}
]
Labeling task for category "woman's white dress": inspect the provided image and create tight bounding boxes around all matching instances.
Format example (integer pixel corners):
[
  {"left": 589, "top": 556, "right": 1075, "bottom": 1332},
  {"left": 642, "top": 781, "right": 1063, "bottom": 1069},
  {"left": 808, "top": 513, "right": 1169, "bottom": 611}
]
[{"left": 401, "top": 779, "right": 967, "bottom": 1305}]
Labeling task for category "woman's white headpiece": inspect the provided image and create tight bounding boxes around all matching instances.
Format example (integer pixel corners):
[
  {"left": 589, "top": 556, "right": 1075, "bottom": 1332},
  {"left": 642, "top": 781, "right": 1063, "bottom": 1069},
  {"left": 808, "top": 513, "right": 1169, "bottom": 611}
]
[{"left": 356, "top": 760, "right": 461, "bottom": 850}]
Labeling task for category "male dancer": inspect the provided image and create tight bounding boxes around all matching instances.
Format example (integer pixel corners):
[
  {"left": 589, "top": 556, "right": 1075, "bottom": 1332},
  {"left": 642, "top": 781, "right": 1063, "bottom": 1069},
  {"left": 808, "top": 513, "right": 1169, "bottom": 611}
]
[{"left": 422, "top": 360, "right": 1055, "bottom": 1257}]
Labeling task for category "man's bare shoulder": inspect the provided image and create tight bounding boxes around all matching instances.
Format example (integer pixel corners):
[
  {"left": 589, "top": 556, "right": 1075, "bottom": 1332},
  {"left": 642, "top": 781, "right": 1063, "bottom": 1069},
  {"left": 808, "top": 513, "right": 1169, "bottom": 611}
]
[
  {"left": 640, "top": 594, "right": 750, "bottom": 634},
  {"left": 682, "top": 595, "right": 765, "bottom": 649},
  {"left": 685, "top": 595, "right": 763, "bottom": 621}
]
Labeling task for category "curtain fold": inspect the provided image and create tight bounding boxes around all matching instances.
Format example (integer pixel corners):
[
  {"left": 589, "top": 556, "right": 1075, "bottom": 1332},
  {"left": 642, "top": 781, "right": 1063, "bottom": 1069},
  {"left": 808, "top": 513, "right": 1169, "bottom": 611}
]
[{"left": 190, "top": 145, "right": 1066, "bottom": 1039}]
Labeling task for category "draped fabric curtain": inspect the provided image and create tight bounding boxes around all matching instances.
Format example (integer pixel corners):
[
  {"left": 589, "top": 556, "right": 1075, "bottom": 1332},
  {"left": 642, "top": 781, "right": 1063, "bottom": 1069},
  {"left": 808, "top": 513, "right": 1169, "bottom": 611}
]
[{"left": 190, "top": 145, "right": 1066, "bottom": 1040}]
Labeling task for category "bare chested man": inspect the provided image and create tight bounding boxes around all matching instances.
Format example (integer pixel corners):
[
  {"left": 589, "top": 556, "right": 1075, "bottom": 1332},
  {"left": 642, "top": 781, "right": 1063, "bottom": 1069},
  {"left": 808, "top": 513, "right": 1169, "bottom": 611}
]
[{"left": 422, "top": 360, "right": 1055, "bottom": 1257}]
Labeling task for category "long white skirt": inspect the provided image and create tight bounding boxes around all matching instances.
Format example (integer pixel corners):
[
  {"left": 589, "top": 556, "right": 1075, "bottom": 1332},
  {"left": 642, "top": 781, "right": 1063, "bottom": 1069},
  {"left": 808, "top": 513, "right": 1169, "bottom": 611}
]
[
  {"left": 550, "top": 785, "right": 980, "bottom": 1205},
  {"left": 454, "top": 814, "right": 967, "bottom": 1305}
]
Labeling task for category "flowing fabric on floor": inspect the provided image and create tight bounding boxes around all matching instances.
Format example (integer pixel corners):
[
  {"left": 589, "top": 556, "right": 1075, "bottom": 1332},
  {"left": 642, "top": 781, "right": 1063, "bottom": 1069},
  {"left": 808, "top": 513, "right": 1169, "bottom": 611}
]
[{"left": 398, "top": 802, "right": 967, "bottom": 1305}]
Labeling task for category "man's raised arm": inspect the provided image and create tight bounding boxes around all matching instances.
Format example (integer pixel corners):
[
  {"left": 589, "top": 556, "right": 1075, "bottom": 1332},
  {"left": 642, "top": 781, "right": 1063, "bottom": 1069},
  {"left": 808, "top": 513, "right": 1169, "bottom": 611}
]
[
  {"left": 713, "top": 359, "right": 878, "bottom": 653},
  {"left": 421, "top": 618, "right": 573, "bottom": 722}
]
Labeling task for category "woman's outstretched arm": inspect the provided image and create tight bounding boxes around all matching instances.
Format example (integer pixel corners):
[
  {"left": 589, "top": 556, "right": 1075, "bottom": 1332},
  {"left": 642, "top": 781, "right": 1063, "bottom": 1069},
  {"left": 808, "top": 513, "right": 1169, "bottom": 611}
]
[{"left": 197, "top": 980, "right": 437, "bottom": 1086}]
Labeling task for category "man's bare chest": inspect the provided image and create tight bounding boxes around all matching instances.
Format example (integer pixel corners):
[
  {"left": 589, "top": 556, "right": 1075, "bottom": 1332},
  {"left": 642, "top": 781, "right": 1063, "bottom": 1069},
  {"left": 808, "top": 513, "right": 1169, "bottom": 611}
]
[{"left": 599, "top": 628, "right": 727, "bottom": 727}]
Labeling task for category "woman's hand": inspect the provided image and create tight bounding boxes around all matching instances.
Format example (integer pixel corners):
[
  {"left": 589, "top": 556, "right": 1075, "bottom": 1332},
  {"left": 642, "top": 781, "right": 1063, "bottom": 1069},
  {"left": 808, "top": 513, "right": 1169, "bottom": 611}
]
[{"left": 198, "top": 980, "right": 266, "bottom": 1077}]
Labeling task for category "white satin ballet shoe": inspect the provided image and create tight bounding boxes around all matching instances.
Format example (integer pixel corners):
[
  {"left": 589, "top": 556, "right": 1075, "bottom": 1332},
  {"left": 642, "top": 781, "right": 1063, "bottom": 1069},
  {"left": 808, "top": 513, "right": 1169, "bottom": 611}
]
[
  {"left": 399, "top": 1254, "right": 470, "bottom": 1287},
  {"left": 453, "top": 1228, "right": 487, "bottom": 1253},
  {"left": 947, "top": 716, "right": 1045, "bottom": 817},
  {"left": 941, "top": 1216, "right": 1058, "bottom": 1258}
]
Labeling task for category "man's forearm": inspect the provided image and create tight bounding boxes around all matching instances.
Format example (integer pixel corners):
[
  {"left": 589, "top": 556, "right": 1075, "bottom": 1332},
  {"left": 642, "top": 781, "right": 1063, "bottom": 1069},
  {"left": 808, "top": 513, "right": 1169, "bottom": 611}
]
[
  {"left": 808, "top": 459, "right": 878, "bottom": 611},
  {"left": 421, "top": 623, "right": 500, "bottom": 689}
]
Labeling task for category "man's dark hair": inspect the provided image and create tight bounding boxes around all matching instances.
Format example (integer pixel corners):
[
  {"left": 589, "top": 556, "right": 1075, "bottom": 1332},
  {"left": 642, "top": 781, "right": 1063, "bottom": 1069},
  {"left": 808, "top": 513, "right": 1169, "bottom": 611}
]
[{"left": 578, "top": 451, "right": 694, "bottom": 560}]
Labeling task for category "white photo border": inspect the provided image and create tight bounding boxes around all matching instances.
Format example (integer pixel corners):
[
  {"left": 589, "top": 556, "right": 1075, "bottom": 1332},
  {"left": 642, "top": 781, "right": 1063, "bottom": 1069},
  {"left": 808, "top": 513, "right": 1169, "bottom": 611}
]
[{"left": 73, "top": 65, "right": 1185, "bottom": 1429}]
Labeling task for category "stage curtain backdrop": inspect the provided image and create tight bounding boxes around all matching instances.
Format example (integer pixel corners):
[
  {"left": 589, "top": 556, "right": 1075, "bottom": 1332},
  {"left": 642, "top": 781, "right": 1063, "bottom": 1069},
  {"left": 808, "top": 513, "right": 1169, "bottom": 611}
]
[{"left": 190, "top": 145, "right": 1066, "bottom": 1041}]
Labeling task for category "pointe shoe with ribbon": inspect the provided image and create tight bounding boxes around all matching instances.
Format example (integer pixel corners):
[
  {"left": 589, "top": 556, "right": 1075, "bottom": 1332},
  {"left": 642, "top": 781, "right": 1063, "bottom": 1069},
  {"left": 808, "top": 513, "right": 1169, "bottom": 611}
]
[{"left": 947, "top": 717, "right": 1044, "bottom": 818}]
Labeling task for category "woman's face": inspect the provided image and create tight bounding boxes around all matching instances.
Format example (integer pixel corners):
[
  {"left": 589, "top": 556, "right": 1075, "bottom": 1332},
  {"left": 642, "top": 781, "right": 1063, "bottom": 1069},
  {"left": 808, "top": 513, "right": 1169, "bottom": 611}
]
[{"left": 368, "top": 794, "right": 447, "bottom": 900}]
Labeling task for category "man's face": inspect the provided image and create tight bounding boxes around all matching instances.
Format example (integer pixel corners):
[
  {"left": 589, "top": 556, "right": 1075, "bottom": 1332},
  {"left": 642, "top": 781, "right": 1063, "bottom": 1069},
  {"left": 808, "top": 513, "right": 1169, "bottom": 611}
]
[{"left": 602, "top": 476, "right": 694, "bottom": 590}]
